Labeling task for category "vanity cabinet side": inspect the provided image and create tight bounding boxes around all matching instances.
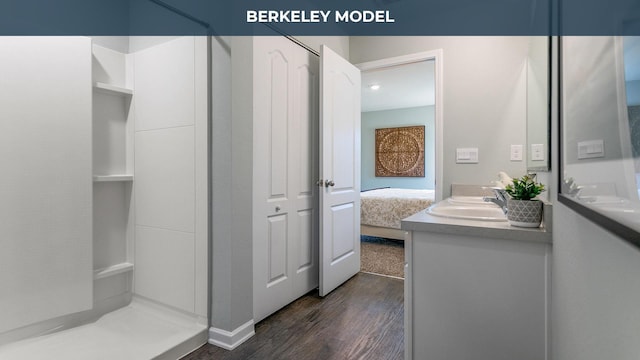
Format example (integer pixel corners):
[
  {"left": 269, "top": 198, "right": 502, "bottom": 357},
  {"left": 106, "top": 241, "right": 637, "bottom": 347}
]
[{"left": 405, "top": 230, "right": 550, "bottom": 360}]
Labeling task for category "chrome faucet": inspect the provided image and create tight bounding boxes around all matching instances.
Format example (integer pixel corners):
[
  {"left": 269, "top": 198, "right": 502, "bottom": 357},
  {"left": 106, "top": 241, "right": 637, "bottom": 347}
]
[{"left": 483, "top": 188, "right": 509, "bottom": 214}]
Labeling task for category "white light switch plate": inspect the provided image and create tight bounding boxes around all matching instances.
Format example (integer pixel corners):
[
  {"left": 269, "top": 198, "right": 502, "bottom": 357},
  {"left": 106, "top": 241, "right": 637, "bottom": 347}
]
[
  {"left": 456, "top": 148, "right": 479, "bottom": 163},
  {"left": 578, "top": 139, "right": 604, "bottom": 159},
  {"left": 531, "top": 144, "right": 544, "bottom": 161},
  {"left": 510, "top": 145, "right": 523, "bottom": 161}
]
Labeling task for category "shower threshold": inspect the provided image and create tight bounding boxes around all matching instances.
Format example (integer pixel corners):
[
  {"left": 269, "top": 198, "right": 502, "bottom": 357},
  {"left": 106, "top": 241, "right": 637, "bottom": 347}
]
[{"left": 0, "top": 299, "right": 207, "bottom": 360}]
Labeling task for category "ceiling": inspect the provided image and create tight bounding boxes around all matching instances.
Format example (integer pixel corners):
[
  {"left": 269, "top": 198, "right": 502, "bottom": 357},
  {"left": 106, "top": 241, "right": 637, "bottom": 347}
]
[{"left": 361, "top": 59, "right": 435, "bottom": 113}]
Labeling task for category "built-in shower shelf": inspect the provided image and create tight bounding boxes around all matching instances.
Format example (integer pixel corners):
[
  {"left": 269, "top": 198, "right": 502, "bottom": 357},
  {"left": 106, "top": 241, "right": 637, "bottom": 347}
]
[
  {"left": 93, "top": 82, "right": 133, "bottom": 96},
  {"left": 94, "top": 262, "right": 134, "bottom": 280},
  {"left": 93, "top": 174, "right": 134, "bottom": 182}
]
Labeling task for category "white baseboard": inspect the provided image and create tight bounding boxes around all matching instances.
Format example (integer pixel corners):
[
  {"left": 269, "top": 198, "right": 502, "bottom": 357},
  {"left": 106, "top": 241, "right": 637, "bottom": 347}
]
[{"left": 208, "top": 320, "right": 255, "bottom": 350}]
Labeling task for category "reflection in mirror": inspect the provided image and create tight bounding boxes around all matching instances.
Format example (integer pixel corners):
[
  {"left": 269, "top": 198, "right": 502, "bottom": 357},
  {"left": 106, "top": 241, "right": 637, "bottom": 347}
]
[
  {"left": 560, "top": 36, "right": 640, "bottom": 236},
  {"left": 527, "top": 37, "right": 550, "bottom": 171},
  {"left": 624, "top": 36, "right": 640, "bottom": 199}
]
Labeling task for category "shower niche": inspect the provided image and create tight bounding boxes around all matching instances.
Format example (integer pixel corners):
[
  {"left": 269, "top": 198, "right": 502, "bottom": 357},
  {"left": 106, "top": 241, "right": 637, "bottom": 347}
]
[
  {"left": 91, "top": 44, "right": 135, "bottom": 310},
  {"left": 90, "top": 36, "right": 209, "bottom": 335}
]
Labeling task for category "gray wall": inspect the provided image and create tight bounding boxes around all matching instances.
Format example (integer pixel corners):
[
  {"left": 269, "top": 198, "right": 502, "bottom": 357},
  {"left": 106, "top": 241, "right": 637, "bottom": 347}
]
[
  {"left": 293, "top": 36, "right": 349, "bottom": 59},
  {"left": 552, "top": 203, "right": 640, "bottom": 360},
  {"left": 351, "top": 37, "right": 529, "bottom": 196},
  {"left": 90, "top": 36, "right": 129, "bottom": 53},
  {"left": 361, "top": 106, "right": 435, "bottom": 190},
  {"left": 550, "top": 36, "right": 640, "bottom": 360},
  {"left": 89, "top": 36, "right": 181, "bottom": 54},
  {"left": 527, "top": 37, "right": 550, "bottom": 170},
  {"left": 210, "top": 36, "right": 255, "bottom": 334}
]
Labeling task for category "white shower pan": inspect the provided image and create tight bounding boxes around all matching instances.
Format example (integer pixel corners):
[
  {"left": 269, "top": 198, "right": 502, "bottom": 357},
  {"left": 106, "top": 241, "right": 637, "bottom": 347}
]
[{"left": 0, "top": 299, "right": 207, "bottom": 360}]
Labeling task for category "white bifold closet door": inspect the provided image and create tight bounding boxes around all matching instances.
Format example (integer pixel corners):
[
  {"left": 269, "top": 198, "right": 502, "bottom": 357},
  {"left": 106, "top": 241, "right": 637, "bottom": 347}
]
[
  {"left": 253, "top": 38, "right": 362, "bottom": 321},
  {"left": 0, "top": 37, "right": 93, "bottom": 333},
  {"left": 253, "top": 36, "right": 320, "bottom": 323}
]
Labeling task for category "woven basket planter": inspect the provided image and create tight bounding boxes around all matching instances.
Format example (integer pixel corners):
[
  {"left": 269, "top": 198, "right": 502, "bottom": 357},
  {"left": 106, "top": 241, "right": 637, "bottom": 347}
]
[{"left": 507, "top": 199, "right": 543, "bottom": 228}]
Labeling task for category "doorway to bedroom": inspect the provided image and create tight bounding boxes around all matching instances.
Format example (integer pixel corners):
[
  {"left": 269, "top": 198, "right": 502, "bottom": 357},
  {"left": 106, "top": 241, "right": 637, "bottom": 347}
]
[{"left": 357, "top": 52, "right": 441, "bottom": 279}]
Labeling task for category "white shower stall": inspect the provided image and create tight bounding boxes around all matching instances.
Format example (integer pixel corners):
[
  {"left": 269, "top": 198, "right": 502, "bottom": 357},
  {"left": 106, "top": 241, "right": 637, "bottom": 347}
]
[{"left": 0, "top": 36, "right": 209, "bottom": 359}]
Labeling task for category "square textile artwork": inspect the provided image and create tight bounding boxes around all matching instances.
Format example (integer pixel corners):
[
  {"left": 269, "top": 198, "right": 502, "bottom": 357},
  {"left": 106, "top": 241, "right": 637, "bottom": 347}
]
[{"left": 375, "top": 125, "right": 425, "bottom": 177}]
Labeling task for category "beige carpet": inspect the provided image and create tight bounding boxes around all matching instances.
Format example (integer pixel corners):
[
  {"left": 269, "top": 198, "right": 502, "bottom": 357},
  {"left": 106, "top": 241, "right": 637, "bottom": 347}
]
[{"left": 360, "top": 236, "right": 405, "bottom": 278}]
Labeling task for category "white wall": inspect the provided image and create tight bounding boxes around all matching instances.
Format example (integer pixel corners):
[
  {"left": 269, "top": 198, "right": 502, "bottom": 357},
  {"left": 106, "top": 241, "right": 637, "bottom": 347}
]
[{"left": 350, "top": 37, "right": 529, "bottom": 195}]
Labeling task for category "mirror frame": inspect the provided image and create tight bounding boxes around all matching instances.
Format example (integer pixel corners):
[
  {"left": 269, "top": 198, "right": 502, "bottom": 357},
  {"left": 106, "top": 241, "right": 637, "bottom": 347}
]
[{"left": 557, "top": 36, "right": 640, "bottom": 248}]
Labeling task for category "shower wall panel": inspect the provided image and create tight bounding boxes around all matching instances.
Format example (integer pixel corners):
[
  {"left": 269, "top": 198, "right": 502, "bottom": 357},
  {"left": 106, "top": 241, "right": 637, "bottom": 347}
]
[
  {"left": 0, "top": 37, "right": 93, "bottom": 333},
  {"left": 132, "top": 37, "right": 208, "bottom": 316}
]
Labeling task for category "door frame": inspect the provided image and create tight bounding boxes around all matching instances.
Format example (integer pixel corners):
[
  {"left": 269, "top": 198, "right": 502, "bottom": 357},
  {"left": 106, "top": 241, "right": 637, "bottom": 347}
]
[{"left": 355, "top": 50, "right": 444, "bottom": 202}]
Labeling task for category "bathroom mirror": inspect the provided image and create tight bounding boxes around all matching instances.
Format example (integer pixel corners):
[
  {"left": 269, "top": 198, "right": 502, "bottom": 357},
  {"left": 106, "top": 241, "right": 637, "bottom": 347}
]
[
  {"left": 527, "top": 36, "right": 551, "bottom": 171},
  {"left": 559, "top": 36, "right": 640, "bottom": 247}
]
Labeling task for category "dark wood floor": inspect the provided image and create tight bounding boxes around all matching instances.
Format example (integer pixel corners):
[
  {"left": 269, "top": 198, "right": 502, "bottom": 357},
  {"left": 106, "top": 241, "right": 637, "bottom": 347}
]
[{"left": 182, "top": 272, "right": 404, "bottom": 360}]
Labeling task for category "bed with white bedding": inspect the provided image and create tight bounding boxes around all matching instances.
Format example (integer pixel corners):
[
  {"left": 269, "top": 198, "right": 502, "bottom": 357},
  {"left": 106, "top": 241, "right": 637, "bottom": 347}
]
[{"left": 360, "top": 188, "right": 436, "bottom": 240}]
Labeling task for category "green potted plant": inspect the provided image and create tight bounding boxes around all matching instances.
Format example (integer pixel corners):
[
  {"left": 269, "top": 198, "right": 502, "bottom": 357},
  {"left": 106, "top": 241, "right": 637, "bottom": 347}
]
[{"left": 504, "top": 174, "right": 546, "bottom": 228}]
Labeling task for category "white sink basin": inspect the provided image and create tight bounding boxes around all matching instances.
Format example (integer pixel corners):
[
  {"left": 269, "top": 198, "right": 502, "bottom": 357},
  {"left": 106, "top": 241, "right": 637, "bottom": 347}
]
[
  {"left": 427, "top": 200, "right": 507, "bottom": 221},
  {"left": 447, "top": 196, "right": 496, "bottom": 206}
]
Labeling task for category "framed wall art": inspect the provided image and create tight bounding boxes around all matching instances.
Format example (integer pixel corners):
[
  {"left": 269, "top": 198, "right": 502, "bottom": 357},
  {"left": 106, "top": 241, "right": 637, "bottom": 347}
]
[{"left": 375, "top": 125, "right": 425, "bottom": 177}]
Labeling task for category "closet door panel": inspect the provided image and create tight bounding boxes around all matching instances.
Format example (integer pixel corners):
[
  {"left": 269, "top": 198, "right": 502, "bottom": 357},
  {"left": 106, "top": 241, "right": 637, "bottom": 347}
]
[
  {"left": 253, "top": 37, "right": 296, "bottom": 323},
  {"left": 267, "top": 50, "right": 290, "bottom": 200},
  {"left": 291, "top": 50, "right": 319, "bottom": 296},
  {"left": 296, "top": 210, "right": 314, "bottom": 271},
  {"left": 267, "top": 214, "right": 289, "bottom": 285},
  {"left": 253, "top": 37, "right": 320, "bottom": 321},
  {"left": 295, "top": 62, "right": 317, "bottom": 199}
]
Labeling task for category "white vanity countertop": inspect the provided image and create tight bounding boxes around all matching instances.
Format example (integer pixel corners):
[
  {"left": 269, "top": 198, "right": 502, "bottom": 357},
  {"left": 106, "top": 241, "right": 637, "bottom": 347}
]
[{"left": 401, "top": 209, "right": 552, "bottom": 244}]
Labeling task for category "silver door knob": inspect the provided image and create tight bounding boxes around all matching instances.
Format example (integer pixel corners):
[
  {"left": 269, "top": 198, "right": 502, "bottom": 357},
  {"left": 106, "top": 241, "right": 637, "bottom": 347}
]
[
  {"left": 324, "top": 180, "right": 335, "bottom": 187},
  {"left": 275, "top": 206, "right": 281, "bottom": 212}
]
